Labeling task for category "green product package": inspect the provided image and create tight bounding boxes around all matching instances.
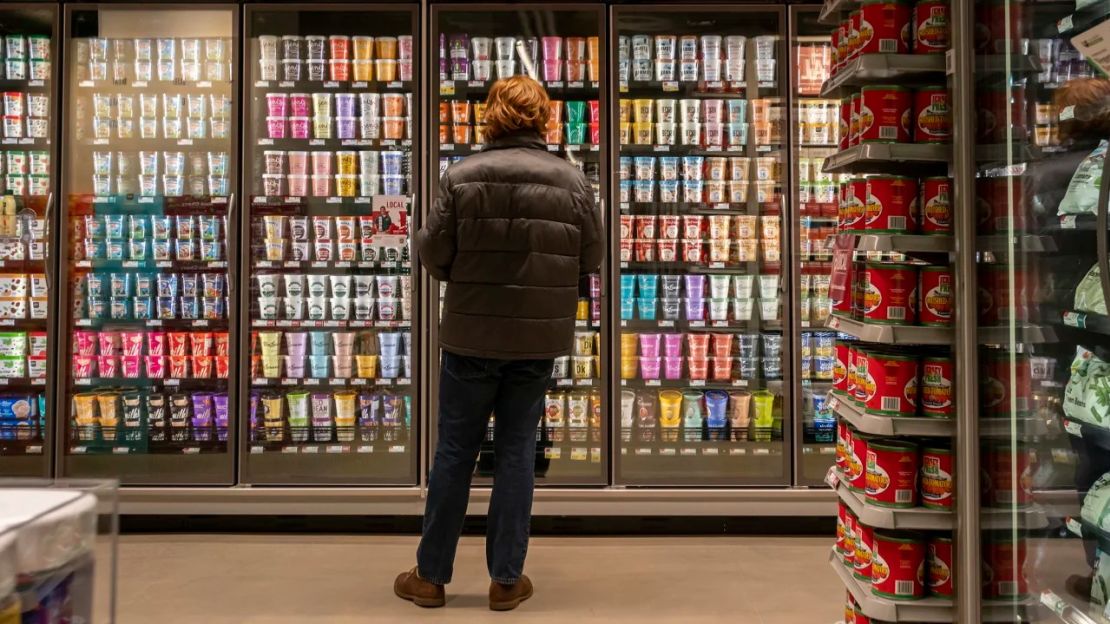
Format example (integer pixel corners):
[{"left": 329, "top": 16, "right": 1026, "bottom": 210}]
[
  {"left": 1075, "top": 263, "right": 1108, "bottom": 314},
  {"left": 1063, "top": 347, "right": 1110, "bottom": 428},
  {"left": 1059, "top": 140, "right": 1109, "bottom": 215}
]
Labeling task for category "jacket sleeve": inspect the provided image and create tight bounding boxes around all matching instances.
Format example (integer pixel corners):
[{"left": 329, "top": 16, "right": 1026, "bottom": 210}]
[
  {"left": 576, "top": 179, "right": 604, "bottom": 276},
  {"left": 416, "top": 173, "right": 457, "bottom": 282}
]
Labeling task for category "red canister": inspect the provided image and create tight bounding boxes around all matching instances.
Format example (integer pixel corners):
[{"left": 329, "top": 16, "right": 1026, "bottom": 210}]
[
  {"left": 863, "top": 262, "right": 918, "bottom": 324},
  {"left": 976, "top": 0, "right": 1024, "bottom": 54},
  {"left": 927, "top": 536, "right": 954, "bottom": 598},
  {"left": 861, "top": 350, "right": 918, "bottom": 416},
  {"left": 866, "top": 438, "right": 920, "bottom": 507},
  {"left": 983, "top": 535, "right": 1029, "bottom": 599},
  {"left": 839, "top": 97, "right": 852, "bottom": 150},
  {"left": 837, "top": 500, "right": 850, "bottom": 559},
  {"left": 914, "top": 0, "right": 951, "bottom": 52},
  {"left": 859, "top": 86, "right": 912, "bottom": 143},
  {"left": 834, "top": 340, "right": 851, "bottom": 393},
  {"left": 836, "top": 419, "right": 848, "bottom": 472},
  {"left": 841, "top": 177, "right": 868, "bottom": 230},
  {"left": 833, "top": 258, "right": 857, "bottom": 313},
  {"left": 853, "top": 345, "right": 869, "bottom": 404},
  {"left": 844, "top": 593, "right": 856, "bottom": 624},
  {"left": 981, "top": 350, "right": 1032, "bottom": 417},
  {"left": 921, "top": 444, "right": 954, "bottom": 510},
  {"left": 976, "top": 174, "right": 1029, "bottom": 233},
  {"left": 831, "top": 27, "right": 842, "bottom": 75},
  {"left": 849, "top": 10, "right": 864, "bottom": 59},
  {"left": 838, "top": 21, "right": 851, "bottom": 71},
  {"left": 850, "top": 92, "right": 862, "bottom": 146},
  {"left": 865, "top": 175, "right": 919, "bottom": 233},
  {"left": 914, "top": 86, "right": 951, "bottom": 143},
  {"left": 846, "top": 344, "right": 860, "bottom": 400},
  {"left": 977, "top": 85, "right": 1027, "bottom": 143},
  {"left": 871, "top": 531, "right": 926, "bottom": 599},
  {"left": 920, "top": 355, "right": 954, "bottom": 418},
  {"left": 920, "top": 176, "right": 953, "bottom": 234},
  {"left": 844, "top": 509, "right": 858, "bottom": 567},
  {"left": 983, "top": 443, "right": 1033, "bottom": 508},
  {"left": 847, "top": 429, "right": 870, "bottom": 493},
  {"left": 919, "top": 266, "right": 953, "bottom": 326},
  {"left": 977, "top": 263, "right": 1035, "bottom": 325},
  {"left": 858, "top": 0, "right": 912, "bottom": 55},
  {"left": 853, "top": 520, "right": 875, "bottom": 581}
]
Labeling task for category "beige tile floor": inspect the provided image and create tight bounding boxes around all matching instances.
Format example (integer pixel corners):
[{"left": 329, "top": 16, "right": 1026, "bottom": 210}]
[{"left": 98, "top": 534, "right": 841, "bottom": 623}]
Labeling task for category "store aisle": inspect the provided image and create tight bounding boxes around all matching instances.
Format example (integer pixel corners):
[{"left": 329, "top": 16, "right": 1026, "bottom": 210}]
[{"left": 100, "top": 534, "right": 838, "bottom": 622}]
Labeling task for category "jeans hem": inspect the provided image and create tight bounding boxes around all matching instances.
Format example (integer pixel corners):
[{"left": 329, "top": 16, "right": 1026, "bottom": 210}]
[
  {"left": 491, "top": 576, "right": 520, "bottom": 585},
  {"left": 417, "top": 570, "right": 450, "bottom": 586}
]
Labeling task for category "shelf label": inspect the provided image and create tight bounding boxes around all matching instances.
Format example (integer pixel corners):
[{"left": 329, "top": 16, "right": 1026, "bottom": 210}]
[
  {"left": 1063, "top": 311, "right": 1086, "bottom": 329},
  {"left": 389, "top": 445, "right": 406, "bottom": 454},
  {"left": 661, "top": 81, "right": 679, "bottom": 92},
  {"left": 1059, "top": 14, "right": 1075, "bottom": 33},
  {"left": 680, "top": 448, "right": 697, "bottom": 456},
  {"left": 357, "top": 445, "right": 373, "bottom": 453},
  {"left": 1067, "top": 517, "right": 1083, "bottom": 536},
  {"left": 1072, "top": 20, "right": 1110, "bottom": 78},
  {"left": 326, "top": 445, "right": 345, "bottom": 454},
  {"left": 825, "top": 465, "right": 840, "bottom": 489},
  {"left": 279, "top": 81, "right": 294, "bottom": 88},
  {"left": 702, "top": 447, "right": 719, "bottom": 456},
  {"left": 1064, "top": 419, "right": 1083, "bottom": 437},
  {"left": 645, "top": 380, "right": 661, "bottom": 387},
  {"left": 653, "top": 145, "right": 671, "bottom": 152},
  {"left": 691, "top": 380, "right": 706, "bottom": 387},
  {"left": 303, "top": 446, "right": 319, "bottom": 454}
]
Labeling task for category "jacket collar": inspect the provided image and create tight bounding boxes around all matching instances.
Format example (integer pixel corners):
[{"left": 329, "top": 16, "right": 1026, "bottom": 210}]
[{"left": 482, "top": 130, "right": 546, "bottom": 152}]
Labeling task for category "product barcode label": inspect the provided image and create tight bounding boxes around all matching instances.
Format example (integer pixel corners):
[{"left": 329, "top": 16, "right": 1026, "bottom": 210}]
[
  {"left": 879, "top": 39, "right": 898, "bottom": 53},
  {"left": 896, "top": 490, "right": 914, "bottom": 503},
  {"left": 895, "top": 581, "right": 916, "bottom": 596},
  {"left": 888, "top": 216, "right": 906, "bottom": 231},
  {"left": 998, "top": 581, "right": 1018, "bottom": 597},
  {"left": 887, "top": 307, "right": 905, "bottom": 320},
  {"left": 882, "top": 397, "right": 902, "bottom": 411},
  {"left": 880, "top": 127, "right": 899, "bottom": 140}
]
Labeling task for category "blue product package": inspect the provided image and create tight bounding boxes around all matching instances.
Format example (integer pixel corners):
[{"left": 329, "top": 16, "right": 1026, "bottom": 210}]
[
  {"left": 156, "top": 272, "right": 178, "bottom": 297},
  {"left": 110, "top": 297, "right": 132, "bottom": 319},
  {"left": 152, "top": 239, "right": 172, "bottom": 260},
  {"left": 134, "top": 273, "right": 155, "bottom": 297},
  {"left": 179, "top": 296, "right": 199, "bottom": 319},
  {"left": 86, "top": 272, "right": 106, "bottom": 298},
  {"left": 181, "top": 273, "right": 198, "bottom": 298},
  {"left": 156, "top": 297, "right": 176, "bottom": 319},
  {"left": 129, "top": 214, "right": 148, "bottom": 239},
  {"left": 133, "top": 297, "right": 153, "bottom": 319},
  {"left": 109, "top": 272, "right": 131, "bottom": 297}
]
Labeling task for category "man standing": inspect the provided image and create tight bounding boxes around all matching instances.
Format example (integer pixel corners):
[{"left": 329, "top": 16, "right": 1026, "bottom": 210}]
[{"left": 394, "top": 75, "right": 604, "bottom": 611}]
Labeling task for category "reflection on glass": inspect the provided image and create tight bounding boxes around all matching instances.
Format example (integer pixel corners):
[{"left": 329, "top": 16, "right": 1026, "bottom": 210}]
[
  {"left": 434, "top": 8, "right": 605, "bottom": 484},
  {"left": 0, "top": 8, "right": 55, "bottom": 475},
  {"left": 243, "top": 7, "right": 417, "bottom": 485},
  {"left": 614, "top": 8, "right": 788, "bottom": 486}
]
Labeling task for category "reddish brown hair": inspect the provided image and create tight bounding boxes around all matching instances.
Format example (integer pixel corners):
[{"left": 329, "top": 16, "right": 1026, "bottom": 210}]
[
  {"left": 1054, "top": 78, "right": 1110, "bottom": 142},
  {"left": 482, "top": 76, "right": 551, "bottom": 141}
]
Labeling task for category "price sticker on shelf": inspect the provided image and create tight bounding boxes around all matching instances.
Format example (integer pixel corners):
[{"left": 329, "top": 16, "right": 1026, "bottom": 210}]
[
  {"left": 302, "top": 446, "right": 319, "bottom": 454},
  {"left": 570, "top": 448, "right": 588, "bottom": 461},
  {"left": 691, "top": 380, "right": 706, "bottom": 387},
  {"left": 702, "top": 447, "right": 719, "bottom": 456},
  {"left": 825, "top": 466, "right": 840, "bottom": 489},
  {"left": 357, "top": 446, "right": 373, "bottom": 454},
  {"left": 1064, "top": 419, "right": 1083, "bottom": 437},
  {"left": 680, "top": 448, "right": 697, "bottom": 456}
]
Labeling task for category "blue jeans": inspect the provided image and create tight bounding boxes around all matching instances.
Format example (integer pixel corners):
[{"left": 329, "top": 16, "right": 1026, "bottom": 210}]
[{"left": 417, "top": 351, "right": 554, "bottom": 585}]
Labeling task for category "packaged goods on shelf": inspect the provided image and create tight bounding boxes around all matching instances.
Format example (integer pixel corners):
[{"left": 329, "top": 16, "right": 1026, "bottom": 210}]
[
  {"left": 258, "top": 33, "right": 412, "bottom": 84},
  {"left": 249, "top": 329, "right": 410, "bottom": 381},
  {"left": 250, "top": 388, "right": 410, "bottom": 444},
  {"left": 1058, "top": 140, "right": 1108, "bottom": 216},
  {"left": 71, "top": 388, "right": 229, "bottom": 445},
  {"left": 620, "top": 386, "right": 781, "bottom": 443}
]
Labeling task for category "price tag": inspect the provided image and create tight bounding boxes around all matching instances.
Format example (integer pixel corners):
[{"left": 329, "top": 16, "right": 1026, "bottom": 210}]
[
  {"left": 635, "top": 447, "right": 652, "bottom": 456},
  {"left": 357, "top": 445, "right": 373, "bottom": 453},
  {"left": 177, "top": 139, "right": 193, "bottom": 146},
  {"left": 282, "top": 446, "right": 298, "bottom": 454},
  {"left": 825, "top": 466, "right": 841, "bottom": 489},
  {"left": 570, "top": 448, "right": 588, "bottom": 461},
  {"left": 113, "top": 447, "right": 130, "bottom": 455},
  {"left": 702, "top": 447, "right": 719, "bottom": 456},
  {"left": 691, "top": 380, "right": 706, "bottom": 387},
  {"left": 1067, "top": 517, "right": 1083, "bottom": 536},
  {"left": 1064, "top": 419, "right": 1084, "bottom": 437},
  {"left": 662, "top": 81, "right": 679, "bottom": 92},
  {"left": 1059, "top": 14, "right": 1074, "bottom": 33},
  {"left": 250, "top": 446, "right": 263, "bottom": 454},
  {"left": 389, "top": 445, "right": 406, "bottom": 454},
  {"left": 323, "top": 81, "right": 339, "bottom": 89},
  {"left": 659, "top": 448, "right": 676, "bottom": 456},
  {"left": 326, "top": 445, "right": 345, "bottom": 454},
  {"left": 681, "top": 448, "right": 697, "bottom": 456},
  {"left": 653, "top": 145, "right": 671, "bottom": 152},
  {"left": 646, "top": 380, "right": 661, "bottom": 387},
  {"left": 1063, "top": 311, "right": 1086, "bottom": 329},
  {"left": 303, "top": 446, "right": 319, "bottom": 454}
]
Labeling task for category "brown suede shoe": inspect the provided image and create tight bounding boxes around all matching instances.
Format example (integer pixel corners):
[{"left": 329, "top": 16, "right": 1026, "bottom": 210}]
[
  {"left": 394, "top": 567, "right": 445, "bottom": 608},
  {"left": 489, "top": 575, "right": 533, "bottom": 611}
]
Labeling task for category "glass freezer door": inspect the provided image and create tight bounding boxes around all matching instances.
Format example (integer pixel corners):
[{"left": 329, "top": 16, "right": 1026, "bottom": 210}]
[
  {"left": 58, "top": 5, "right": 239, "bottom": 484},
  {"left": 612, "top": 6, "right": 791, "bottom": 486},
  {"left": 791, "top": 6, "right": 839, "bottom": 487},
  {"left": 240, "top": 5, "right": 418, "bottom": 485},
  {"left": 431, "top": 5, "right": 608, "bottom": 485},
  {"left": 0, "top": 4, "right": 58, "bottom": 478}
]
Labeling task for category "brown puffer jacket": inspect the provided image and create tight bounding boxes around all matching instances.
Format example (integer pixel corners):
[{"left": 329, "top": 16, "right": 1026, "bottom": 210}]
[{"left": 417, "top": 130, "right": 604, "bottom": 360}]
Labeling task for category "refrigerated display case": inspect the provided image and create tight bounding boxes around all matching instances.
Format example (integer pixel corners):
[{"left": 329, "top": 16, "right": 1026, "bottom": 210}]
[
  {"left": 240, "top": 4, "right": 418, "bottom": 485},
  {"left": 611, "top": 6, "right": 791, "bottom": 486},
  {"left": 0, "top": 5, "right": 58, "bottom": 479},
  {"left": 57, "top": 5, "right": 239, "bottom": 484},
  {"left": 791, "top": 6, "right": 839, "bottom": 487},
  {"left": 429, "top": 4, "right": 608, "bottom": 485}
]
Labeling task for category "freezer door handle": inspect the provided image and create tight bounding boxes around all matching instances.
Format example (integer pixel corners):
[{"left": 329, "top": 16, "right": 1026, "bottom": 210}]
[
  {"left": 43, "top": 192, "right": 53, "bottom": 292},
  {"left": 227, "top": 193, "right": 236, "bottom": 296},
  {"left": 598, "top": 199, "right": 607, "bottom": 299}
]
